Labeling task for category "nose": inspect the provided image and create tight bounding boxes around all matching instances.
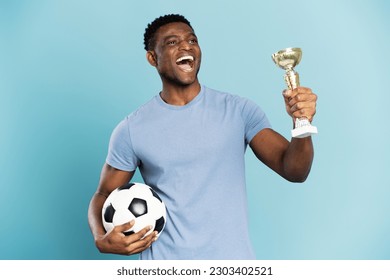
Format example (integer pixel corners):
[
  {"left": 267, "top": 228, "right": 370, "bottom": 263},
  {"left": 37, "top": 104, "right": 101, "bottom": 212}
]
[{"left": 178, "top": 40, "right": 192, "bottom": 50}]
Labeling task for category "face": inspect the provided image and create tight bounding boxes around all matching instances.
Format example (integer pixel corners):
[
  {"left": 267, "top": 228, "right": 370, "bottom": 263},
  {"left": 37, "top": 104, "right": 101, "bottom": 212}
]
[{"left": 147, "top": 22, "right": 202, "bottom": 87}]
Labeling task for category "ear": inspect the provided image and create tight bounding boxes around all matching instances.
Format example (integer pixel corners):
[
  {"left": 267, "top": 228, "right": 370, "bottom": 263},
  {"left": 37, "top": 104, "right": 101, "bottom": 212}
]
[{"left": 146, "top": 51, "right": 157, "bottom": 67}]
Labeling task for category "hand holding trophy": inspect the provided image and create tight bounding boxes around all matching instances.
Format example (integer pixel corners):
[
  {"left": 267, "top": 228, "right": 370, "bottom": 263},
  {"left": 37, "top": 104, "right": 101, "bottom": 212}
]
[{"left": 272, "top": 48, "right": 318, "bottom": 138}]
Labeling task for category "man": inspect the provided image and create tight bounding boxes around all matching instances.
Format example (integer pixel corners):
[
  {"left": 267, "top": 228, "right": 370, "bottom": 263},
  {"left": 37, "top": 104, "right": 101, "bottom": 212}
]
[{"left": 88, "top": 14, "right": 317, "bottom": 259}]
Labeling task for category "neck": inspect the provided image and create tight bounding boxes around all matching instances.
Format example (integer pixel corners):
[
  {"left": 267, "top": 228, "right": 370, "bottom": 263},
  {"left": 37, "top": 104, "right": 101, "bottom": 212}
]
[{"left": 160, "top": 81, "right": 201, "bottom": 106}]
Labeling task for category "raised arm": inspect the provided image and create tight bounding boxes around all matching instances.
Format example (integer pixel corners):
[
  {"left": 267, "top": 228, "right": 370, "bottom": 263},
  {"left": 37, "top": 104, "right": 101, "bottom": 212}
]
[
  {"left": 250, "top": 87, "right": 316, "bottom": 182},
  {"left": 250, "top": 128, "right": 313, "bottom": 182}
]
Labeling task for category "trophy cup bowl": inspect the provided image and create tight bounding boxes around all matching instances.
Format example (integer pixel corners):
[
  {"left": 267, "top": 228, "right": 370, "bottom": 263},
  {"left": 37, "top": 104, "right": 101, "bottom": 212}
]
[
  {"left": 271, "top": 47, "right": 318, "bottom": 138},
  {"left": 272, "top": 47, "right": 302, "bottom": 71}
]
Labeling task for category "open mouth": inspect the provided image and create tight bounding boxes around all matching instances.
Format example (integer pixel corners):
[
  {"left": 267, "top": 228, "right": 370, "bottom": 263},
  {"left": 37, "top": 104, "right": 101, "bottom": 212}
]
[{"left": 176, "top": 55, "right": 194, "bottom": 72}]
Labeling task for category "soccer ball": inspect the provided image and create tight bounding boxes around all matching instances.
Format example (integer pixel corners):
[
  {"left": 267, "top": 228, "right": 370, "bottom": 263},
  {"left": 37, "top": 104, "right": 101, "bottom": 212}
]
[{"left": 102, "top": 182, "right": 166, "bottom": 236}]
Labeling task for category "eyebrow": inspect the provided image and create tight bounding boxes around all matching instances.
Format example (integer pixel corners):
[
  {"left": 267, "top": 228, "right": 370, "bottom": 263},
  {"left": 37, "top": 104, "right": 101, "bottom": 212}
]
[{"left": 162, "top": 32, "right": 197, "bottom": 42}]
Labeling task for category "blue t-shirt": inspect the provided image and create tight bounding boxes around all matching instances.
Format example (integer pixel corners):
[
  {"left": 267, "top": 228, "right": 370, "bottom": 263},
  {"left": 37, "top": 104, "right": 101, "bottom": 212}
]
[{"left": 106, "top": 85, "right": 271, "bottom": 259}]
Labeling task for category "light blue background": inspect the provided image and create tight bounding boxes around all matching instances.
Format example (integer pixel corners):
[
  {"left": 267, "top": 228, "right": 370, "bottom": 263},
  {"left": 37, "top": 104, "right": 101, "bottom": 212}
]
[{"left": 1, "top": 0, "right": 389, "bottom": 260}]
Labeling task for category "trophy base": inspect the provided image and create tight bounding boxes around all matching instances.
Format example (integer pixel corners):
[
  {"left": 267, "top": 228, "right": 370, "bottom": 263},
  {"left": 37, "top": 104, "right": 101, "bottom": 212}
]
[{"left": 291, "top": 125, "right": 318, "bottom": 138}]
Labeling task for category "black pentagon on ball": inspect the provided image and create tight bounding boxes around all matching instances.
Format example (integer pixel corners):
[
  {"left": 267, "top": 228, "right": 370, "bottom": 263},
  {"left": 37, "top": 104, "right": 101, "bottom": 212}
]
[
  {"left": 103, "top": 203, "right": 116, "bottom": 223},
  {"left": 154, "top": 216, "right": 165, "bottom": 233},
  {"left": 149, "top": 187, "right": 162, "bottom": 203},
  {"left": 129, "top": 198, "right": 148, "bottom": 217}
]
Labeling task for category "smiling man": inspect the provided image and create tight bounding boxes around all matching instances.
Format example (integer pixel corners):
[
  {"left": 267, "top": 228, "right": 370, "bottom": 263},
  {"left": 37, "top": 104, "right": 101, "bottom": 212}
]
[{"left": 88, "top": 14, "right": 317, "bottom": 260}]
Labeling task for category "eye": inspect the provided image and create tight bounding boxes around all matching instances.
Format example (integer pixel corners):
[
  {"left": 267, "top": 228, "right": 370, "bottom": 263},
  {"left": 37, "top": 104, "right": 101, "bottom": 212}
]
[
  {"left": 189, "top": 38, "right": 198, "bottom": 44},
  {"left": 167, "top": 40, "right": 177, "bottom": 46}
]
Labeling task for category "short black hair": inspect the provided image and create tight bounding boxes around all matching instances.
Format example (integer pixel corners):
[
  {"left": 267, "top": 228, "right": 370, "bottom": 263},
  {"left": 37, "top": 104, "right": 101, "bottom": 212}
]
[{"left": 143, "top": 14, "right": 193, "bottom": 51}]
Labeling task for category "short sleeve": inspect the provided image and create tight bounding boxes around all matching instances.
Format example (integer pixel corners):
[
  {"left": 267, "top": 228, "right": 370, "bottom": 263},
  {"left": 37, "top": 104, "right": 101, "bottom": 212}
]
[
  {"left": 242, "top": 98, "right": 272, "bottom": 144},
  {"left": 105, "top": 117, "right": 139, "bottom": 172}
]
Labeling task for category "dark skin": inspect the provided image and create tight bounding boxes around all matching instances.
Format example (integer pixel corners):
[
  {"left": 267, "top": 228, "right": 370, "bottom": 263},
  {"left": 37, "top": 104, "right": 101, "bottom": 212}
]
[{"left": 88, "top": 22, "right": 317, "bottom": 255}]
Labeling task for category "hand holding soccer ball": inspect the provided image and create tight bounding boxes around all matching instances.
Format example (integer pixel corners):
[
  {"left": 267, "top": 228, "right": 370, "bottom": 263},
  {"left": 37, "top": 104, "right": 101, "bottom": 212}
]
[{"left": 102, "top": 182, "right": 167, "bottom": 237}]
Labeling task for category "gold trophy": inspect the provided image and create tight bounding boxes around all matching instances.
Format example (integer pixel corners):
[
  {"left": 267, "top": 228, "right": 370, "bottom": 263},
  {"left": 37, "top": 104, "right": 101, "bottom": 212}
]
[{"left": 272, "top": 47, "right": 318, "bottom": 138}]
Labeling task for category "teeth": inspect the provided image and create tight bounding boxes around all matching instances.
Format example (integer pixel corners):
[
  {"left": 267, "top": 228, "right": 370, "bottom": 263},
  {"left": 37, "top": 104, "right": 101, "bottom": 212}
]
[{"left": 176, "top": 55, "right": 194, "bottom": 63}]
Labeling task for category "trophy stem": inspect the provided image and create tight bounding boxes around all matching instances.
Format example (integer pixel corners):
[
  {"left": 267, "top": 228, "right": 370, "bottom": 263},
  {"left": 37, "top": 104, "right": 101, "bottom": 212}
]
[{"left": 284, "top": 69, "right": 300, "bottom": 90}]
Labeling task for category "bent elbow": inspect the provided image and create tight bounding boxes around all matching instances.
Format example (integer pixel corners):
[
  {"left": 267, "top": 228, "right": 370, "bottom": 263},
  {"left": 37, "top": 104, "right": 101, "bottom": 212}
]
[
  {"left": 282, "top": 163, "right": 312, "bottom": 183},
  {"left": 283, "top": 171, "right": 310, "bottom": 183},
  {"left": 287, "top": 176, "right": 308, "bottom": 183}
]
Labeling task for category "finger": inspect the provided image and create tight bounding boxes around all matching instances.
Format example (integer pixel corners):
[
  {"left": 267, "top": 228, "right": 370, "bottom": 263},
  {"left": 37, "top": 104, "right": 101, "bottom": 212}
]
[
  {"left": 295, "top": 86, "right": 313, "bottom": 93},
  {"left": 292, "top": 107, "right": 316, "bottom": 121},
  {"left": 120, "top": 226, "right": 153, "bottom": 255},
  {"left": 282, "top": 89, "right": 294, "bottom": 100},
  {"left": 125, "top": 231, "right": 158, "bottom": 255},
  {"left": 290, "top": 91, "right": 317, "bottom": 111},
  {"left": 114, "top": 220, "right": 135, "bottom": 233},
  {"left": 138, "top": 230, "right": 158, "bottom": 246},
  {"left": 288, "top": 92, "right": 317, "bottom": 107},
  {"left": 126, "top": 225, "right": 153, "bottom": 242},
  {"left": 290, "top": 101, "right": 316, "bottom": 113}
]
